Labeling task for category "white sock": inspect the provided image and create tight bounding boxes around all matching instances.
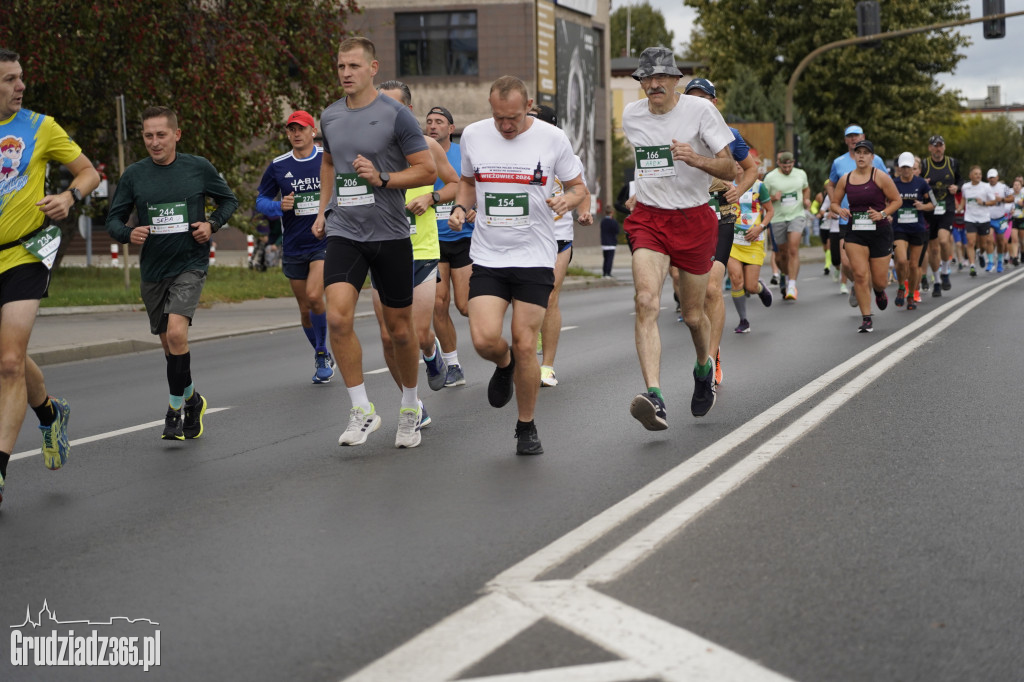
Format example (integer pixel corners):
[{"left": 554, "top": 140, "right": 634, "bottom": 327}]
[
  {"left": 401, "top": 385, "right": 419, "bottom": 410},
  {"left": 442, "top": 350, "right": 459, "bottom": 367},
  {"left": 347, "top": 384, "right": 372, "bottom": 413}
]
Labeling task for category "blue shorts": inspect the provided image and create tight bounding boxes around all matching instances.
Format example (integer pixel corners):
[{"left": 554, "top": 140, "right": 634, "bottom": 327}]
[
  {"left": 952, "top": 226, "right": 967, "bottom": 244},
  {"left": 282, "top": 249, "right": 326, "bottom": 280}
]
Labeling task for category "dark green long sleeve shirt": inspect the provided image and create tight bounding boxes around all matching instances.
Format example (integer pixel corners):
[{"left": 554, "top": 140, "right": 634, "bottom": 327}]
[{"left": 106, "top": 153, "right": 238, "bottom": 282}]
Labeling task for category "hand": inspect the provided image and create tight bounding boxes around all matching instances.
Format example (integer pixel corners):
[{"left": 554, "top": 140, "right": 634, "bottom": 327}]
[
  {"left": 914, "top": 200, "right": 925, "bottom": 210},
  {"left": 625, "top": 195, "right": 637, "bottom": 212},
  {"left": 724, "top": 186, "right": 741, "bottom": 204},
  {"left": 745, "top": 227, "right": 760, "bottom": 242},
  {"left": 835, "top": 207, "right": 851, "bottom": 220},
  {"left": 867, "top": 209, "right": 885, "bottom": 221},
  {"left": 35, "top": 192, "right": 75, "bottom": 221},
  {"left": 281, "top": 192, "right": 295, "bottom": 212},
  {"left": 352, "top": 155, "right": 380, "bottom": 185},
  {"left": 670, "top": 140, "right": 701, "bottom": 168},
  {"left": 465, "top": 207, "right": 477, "bottom": 223},
  {"left": 546, "top": 195, "right": 570, "bottom": 217},
  {"left": 130, "top": 225, "right": 151, "bottom": 246},
  {"left": 577, "top": 211, "right": 594, "bottom": 226},
  {"left": 406, "top": 194, "right": 432, "bottom": 216},
  {"left": 948, "top": 184, "right": 958, "bottom": 195},
  {"left": 448, "top": 207, "right": 465, "bottom": 232},
  {"left": 191, "top": 221, "right": 213, "bottom": 244},
  {"left": 772, "top": 191, "right": 782, "bottom": 202},
  {"left": 311, "top": 214, "right": 326, "bottom": 239}
]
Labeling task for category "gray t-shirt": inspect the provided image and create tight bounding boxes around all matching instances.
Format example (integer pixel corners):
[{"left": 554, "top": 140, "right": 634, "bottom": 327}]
[{"left": 320, "top": 94, "right": 428, "bottom": 241}]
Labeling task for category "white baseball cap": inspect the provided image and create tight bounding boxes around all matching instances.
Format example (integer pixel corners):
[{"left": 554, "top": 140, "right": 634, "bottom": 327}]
[
  {"left": 897, "top": 152, "right": 915, "bottom": 168},
  {"left": 987, "top": 168, "right": 999, "bottom": 179}
]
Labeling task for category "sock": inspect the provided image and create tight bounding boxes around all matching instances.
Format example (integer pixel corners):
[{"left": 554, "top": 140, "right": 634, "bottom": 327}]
[
  {"left": 1, "top": 451, "right": 10, "bottom": 479},
  {"left": 442, "top": 350, "right": 459, "bottom": 367},
  {"left": 401, "top": 385, "right": 418, "bottom": 410},
  {"left": 423, "top": 345, "right": 436, "bottom": 362},
  {"left": 302, "top": 324, "right": 316, "bottom": 350},
  {"left": 516, "top": 419, "right": 535, "bottom": 433},
  {"left": 824, "top": 251, "right": 832, "bottom": 269},
  {"left": 310, "top": 312, "right": 328, "bottom": 353},
  {"left": 694, "top": 357, "right": 713, "bottom": 379},
  {"left": 863, "top": 314, "right": 872, "bottom": 323},
  {"left": 731, "top": 289, "right": 748, "bottom": 319},
  {"left": 347, "top": 384, "right": 372, "bottom": 413},
  {"left": 32, "top": 397, "right": 56, "bottom": 426},
  {"left": 648, "top": 386, "right": 664, "bottom": 400},
  {"left": 184, "top": 383, "right": 196, "bottom": 403},
  {"left": 166, "top": 352, "right": 190, "bottom": 411}
]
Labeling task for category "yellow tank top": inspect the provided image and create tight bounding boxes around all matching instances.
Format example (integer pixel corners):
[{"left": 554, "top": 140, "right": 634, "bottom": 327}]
[{"left": 405, "top": 186, "right": 440, "bottom": 260}]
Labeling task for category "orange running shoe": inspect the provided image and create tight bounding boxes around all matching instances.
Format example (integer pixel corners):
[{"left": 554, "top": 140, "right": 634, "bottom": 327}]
[{"left": 714, "top": 348, "right": 723, "bottom": 387}]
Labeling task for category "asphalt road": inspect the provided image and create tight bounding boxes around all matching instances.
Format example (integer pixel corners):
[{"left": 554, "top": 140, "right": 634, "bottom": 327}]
[{"left": 3, "top": 264, "right": 1022, "bottom": 682}]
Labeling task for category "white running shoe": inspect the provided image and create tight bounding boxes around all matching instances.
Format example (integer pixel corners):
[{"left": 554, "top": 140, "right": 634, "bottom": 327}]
[
  {"left": 395, "top": 407, "right": 422, "bottom": 448},
  {"left": 338, "top": 404, "right": 381, "bottom": 446},
  {"left": 540, "top": 365, "right": 558, "bottom": 387}
]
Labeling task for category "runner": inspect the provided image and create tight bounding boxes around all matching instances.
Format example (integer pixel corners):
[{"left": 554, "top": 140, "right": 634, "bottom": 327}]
[
  {"left": 986, "top": 168, "right": 1013, "bottom": 273},
  {"left": 426, "top": 104, "right": 474, "bottom": 388},
  {"left": 449, "top": 75, "right": 584, "bottom": 455},
  {"left": 830, "top": 140, "right": 901, "bottom": 333},
  {"left": 371, "top": 81, "right": 459, "bottom": 429},
  {"left": 0, "top": 48, "right": 100, "bottom": 506},
  {"left": 106, "top": 106, "right": 238, "bottom": 439},
  {"left": 255, "top": 110, "right": 334, "bottom": 383},
  {"left": 727, "top": 161, "right": 774, "bottom": 333},
  {"left": 621, "top": 47, "right": 735, "bottom": 427},
  {"left": 763, "top": 150, "right": 810, "bottom": 301},
  {"left": 1011, "top": 177, "right": 1024, "bottom": 266},
  {"left": 530, "top": 104, "right": 593, "bottom": 388},
  {"left": 957, "top": 167, "right": 997, "bottom": 278},
  {"left": 681, "top": 77, "right": 758, "bottom": 387},
  {"left": 311, "top": 37, "right": 437, "bottom": 449},
  {"left": 891, "top": 152, "right": 933, "bottom": 311},
  {"left": 921, "top": 135, "right": 961, "bottom": 296}
]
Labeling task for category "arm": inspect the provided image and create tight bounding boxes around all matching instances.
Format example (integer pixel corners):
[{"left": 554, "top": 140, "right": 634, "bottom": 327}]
[
  {"left": 407, "top": 137, "right": 458, "bottom": 215},
  {"left": 871, "top": 173, "right": 903, "bottom": 222},
  {"left": 832, "top": 176, "right": 850, "bottom": 219},
  {"left": 546, "top": 174, "right": 586, "bottom": 216},
  {"left": 105, "top": 170, "right": 138, "bottom": 244},
  {"left": 725, "top": 155, "right": 758, "bottom": 204},
  {"left": 191, "top": 163, "right": 238, "bottom": 245},
  {"left": 255, "top": 165, "right": 284, "bottom": 219},
  {"left": 311, "top": 151, "right": 334, "bottom": 240},
  {"left": 36, "top": 154, "right": 101, "bottom": 221},
  {"left": 353, "top": 148, "right": 437, "bottom": 190},
  {"left": 672, "top": 142, "right": 734, "bottom": 181},
  {"left": 576, "top": 184, "right": 594, "bottom": 226},
  {"left": 448, "top": 175, "right": 476, "bottom": 232}
]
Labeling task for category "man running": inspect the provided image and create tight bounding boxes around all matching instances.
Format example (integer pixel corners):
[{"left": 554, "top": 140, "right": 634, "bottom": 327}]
[
  {"left": 449, "top": 76, "right": 583, "bottom": 455},
  {"left": 426, "top": 104, "right": 473, "bottom": 388},
  {"left": 256, "top": 110, "right": 334, "bottom": 383},
  {"left": 763, "top": 150, "right": 810, "bottom": 301},
  {"left": 986, "top": 168, "right": 1013, "bottom": 273},
  {"left": 311, "top": 37, "right": 437, "bottom": 449},
  {"left": 0, "top": 48, "right": 100, "bottom": 506},
  {"left": 621, "top": 47, "right": 735, "bottom": 428},
  {"left": 106, "top": 106, "right": 237, "bottom": 440},
  {"left": 921, "top": 135, "right": 961, "bottom": 295}
]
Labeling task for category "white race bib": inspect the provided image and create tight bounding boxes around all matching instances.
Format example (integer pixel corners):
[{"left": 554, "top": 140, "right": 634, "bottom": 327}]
[
  {"left": 147, "top": 202, "right": 190, "bottom": 234},
  {"left": 851, "top": 212, "right": 875, "bottom": 231},
  {"left": 897, "top": 208, "right": 917, "bottom": 224},
  {"left": 933, "top": 203, "right": 946, "bottom": 216}
]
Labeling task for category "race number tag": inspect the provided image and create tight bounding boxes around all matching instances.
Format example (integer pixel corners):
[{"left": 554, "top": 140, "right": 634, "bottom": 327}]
[
  {"left": 933, "top": 203, "right": 946, "bottom": 216},
  {"left": 147, "top": 202, "right": 190, "bottom": 234},
  {"left": 21, "top": 225, "right": 61, "bottom": 269},
  {"left": 434, "top": 201, "right": 453, "bottom": 222},
  {"left": 294, "top": 191, "right": 319, "bottom": 216},
  {"left": 733, "top": 222, "right": 750, "bottom": 245},
  {"left": 634, "top": 146, "right": 675, "bottom": 178},
  {"left": 897, "top": 208, "right": 918, "bottom": 224},
  {"left": 406, "top": 209, "right": 417, "bottom": 235},
  {"left": 781, "top": 192, "right": 798, "bottom": 208},
  {"left": 708, "top": 197, "right": 721, "bottom": 220},
  {"left": 851, "top": 212, "right": 876, "bottom": 231},
  {"left": 484, "top": 193, "right": 529, "bottom": 227},
  {"left": 335, "top": 173, "right": 374, "bottom": 207}
]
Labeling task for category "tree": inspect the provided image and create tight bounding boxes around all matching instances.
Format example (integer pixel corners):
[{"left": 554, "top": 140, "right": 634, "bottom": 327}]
[
  {"left": 684, "top": 0, "right": 970, "bottom": 164},
  {"left": 938, "top": 115, "right": 1024, "bottom": 180},
  {"left": 610, "top": 2, "right": 676, "bottom": 58},
  {"left": 1, "top": 0, "right": 360, "bottom": 261}
]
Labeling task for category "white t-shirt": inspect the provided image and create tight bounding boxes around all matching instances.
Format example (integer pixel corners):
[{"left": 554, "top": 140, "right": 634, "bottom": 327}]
[
  {"left": 552, "top": 156, "right": 586, "bottom": 241},
  {"left": 987, "top": 181, "right": 1011, "bottom": 220},
  {"left": 962, "top": 181, "right": 995, "bottom": 224},
  {"left": 621, "top": 94, "right": 734, "bottom": 210},
  {"left": 460, "top": 118, "right": 580, "bottom": 268}
]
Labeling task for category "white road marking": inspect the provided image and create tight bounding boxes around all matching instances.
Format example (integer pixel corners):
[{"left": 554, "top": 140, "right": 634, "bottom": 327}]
[
  {"left": 341, "top": 269, "right": 1024, "bottom": 681},
  {"left": 364, "top": 367, "right": 391, "bottom": 375},
  {"left": 560, "top": 325, "right": 579, "bottom": 331},
  {"left": 10, "top": 407, "right": 232, "bottom": 462}
]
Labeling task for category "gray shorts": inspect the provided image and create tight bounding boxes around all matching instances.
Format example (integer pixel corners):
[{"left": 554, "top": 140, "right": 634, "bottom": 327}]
[
  {"left": 140, "top": 270, "right": 206, "bottom": 335},
  {"left": 770, "top": 216, "right": 807, "bottom": 245}
]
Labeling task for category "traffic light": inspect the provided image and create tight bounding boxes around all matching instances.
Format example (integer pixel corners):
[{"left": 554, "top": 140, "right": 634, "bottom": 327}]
[
  {"left": 983, "top": 0, "right": 1006, "bottom": 39},
  {"left": 856, "top": 1, "right": 881, "bottom": 47}
]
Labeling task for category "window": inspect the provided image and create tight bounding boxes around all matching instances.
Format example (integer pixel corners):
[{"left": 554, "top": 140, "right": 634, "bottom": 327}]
[{"left": 396, "top": 11, "right": 478, "bottom": 77}]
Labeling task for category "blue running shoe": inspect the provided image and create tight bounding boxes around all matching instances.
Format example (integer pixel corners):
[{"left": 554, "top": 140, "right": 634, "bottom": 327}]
[
  {"left": 417, "top": 402, "right": 431, "bottom": 430},
  {"left": 423, "top": 339, "right": 447, "bottom": 391},
  {"left": 444, "top": 364, "right": 465, "bottom": 387},
  {"left": 40, "top": 396, "right": 70, "bottom": 470},
  {"left": 313, "top": 351, "right": 334, "bottom": 383},
  {"left": 997, "top": 260, "right": 1004, "bottom": 273}
]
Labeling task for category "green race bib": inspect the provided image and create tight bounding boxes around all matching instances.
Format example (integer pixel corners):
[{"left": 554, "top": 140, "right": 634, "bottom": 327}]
[
  {"left": 781, "top": 192, "right": 798, "bottom": 208},
  {"left": 21, "top": 225, "right": 62, "bottom": 269},
  {"left": 851, "top": 211, "right": 875, "bottom": 231},
  {"left": 484, "top": 192, "right": 529, "bottom": 227},
  {"left": 634, "top": 145, "right": 675, "bottom": 178},
  {"left": 294, "top": 190, "right": 320, "bottom": 216},
  {"left": 434, "top": 201, "right": 453, "bottom": 222},
  {"left": 147, "top": 202, "right": 190, "bottom": 234},
  {"left": 406, "top": 208, "right": 417, "bottom": 235},
  {"left": 335, "top": 173, "right": 374, "bottom": 207},
  {"left": 897, "top": 207, "right": 918, "bottom": 224}
]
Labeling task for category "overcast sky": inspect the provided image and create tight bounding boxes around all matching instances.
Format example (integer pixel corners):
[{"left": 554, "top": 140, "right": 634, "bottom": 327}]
[{"left": 612, "top": 0, "right": 1024, "bottom": 106}]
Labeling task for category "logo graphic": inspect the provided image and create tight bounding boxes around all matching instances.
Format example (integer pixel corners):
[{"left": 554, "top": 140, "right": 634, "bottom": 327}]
[
  {"left": 10, "top": 601, "right": 161, "bottom": 671},
  {"left": 284, "top": 171, "right": 293, "bottom": 178}
]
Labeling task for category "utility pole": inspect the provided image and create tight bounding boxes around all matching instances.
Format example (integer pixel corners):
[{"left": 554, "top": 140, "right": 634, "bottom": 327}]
[{"left": 784, "top": 9, "right": 1024, "bottom": 153}]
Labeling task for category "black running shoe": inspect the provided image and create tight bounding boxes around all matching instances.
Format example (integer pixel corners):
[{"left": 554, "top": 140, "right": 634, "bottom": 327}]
[
  {"left": 874, "top": 289, "right": 888, "bottom": 311},
  {"left": 514, "top": 421, "right": 544, "bottom": 456},
  {"left": 941, "top": 273, "right": 952, "bottom": 290},
  {"left": 690, "top": 367, "right": 716, "bottom": 418},
  {"left": 932, "top": 282, "right": 942, "bottom": 298},
  {"left": 858, "top": 317, "right": 874, "bottom": 333},
  {"left": 162, "top": 407, "right": 184, "bottom": 440},
  {"left": 183, "top": 392, "right": 207, "bottom": 439},
  {"left": 756, "top": 280, "right": 773, "bottom": 307},
  {"left": 487, "top": 354, "right": 515, "bottom": 408},
  {"left": 630, "top": 392, "right": 668, "bottom": 430}
]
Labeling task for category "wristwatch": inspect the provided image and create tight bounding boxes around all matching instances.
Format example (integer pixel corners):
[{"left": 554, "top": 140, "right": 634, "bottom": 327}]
[
  {"left": 208, "top": 218, "right": 222, "bottom": 232},
  {"left": 879, "top": 211, "right": 887, "bottom": 220},
  {"left": 379, "top": 171, "right": 390, "bottom": 188},
  {"left": 68, "top": 187, "right": 83, "bottom": 204},
  {"left": 430, "top": 191, "right": 441, "bottom": 204},
  {"left": 453, "top": 204, "right": 469, "bottom": 215}
]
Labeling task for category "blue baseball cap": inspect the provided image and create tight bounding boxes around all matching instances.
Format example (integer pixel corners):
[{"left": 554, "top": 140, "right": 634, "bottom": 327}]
[
  {"left": 844, "top": 125, "right": 864, "bottom": 136},
  {"left": 684, "top": 78, "right": 716, "bottom": 98}
]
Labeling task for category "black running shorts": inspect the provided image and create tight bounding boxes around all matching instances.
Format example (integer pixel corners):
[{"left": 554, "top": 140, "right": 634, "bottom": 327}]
[
  {"left": 469, "top": 265, "right": 554, "bottom": 308},
  {"left": 324, "top": 235, "right": 413, "bottom": 308}
]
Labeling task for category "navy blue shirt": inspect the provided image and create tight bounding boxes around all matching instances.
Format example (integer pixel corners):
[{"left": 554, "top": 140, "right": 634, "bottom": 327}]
[{"left": 256, "top": 146, "right": 328, "bottom": 257}]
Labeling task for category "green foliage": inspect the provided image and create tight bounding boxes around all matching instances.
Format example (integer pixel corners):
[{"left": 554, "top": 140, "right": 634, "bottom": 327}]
[
  {"left": 1, "top": 0, "right": 360, "bottom": 238},
  {"left": 685, "top": 0, "right": 970, "bottom": 163},
  {"left": 937, "top": 115, "right": 1024, "bottom": 180},
  {"left": 610, "top": 2, "right": 676, "bottom": 58}
]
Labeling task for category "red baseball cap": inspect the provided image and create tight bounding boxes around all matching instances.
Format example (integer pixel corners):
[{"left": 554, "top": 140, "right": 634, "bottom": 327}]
[{"left": 286, "top": 110, "right": 315, "bottom": 128}]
